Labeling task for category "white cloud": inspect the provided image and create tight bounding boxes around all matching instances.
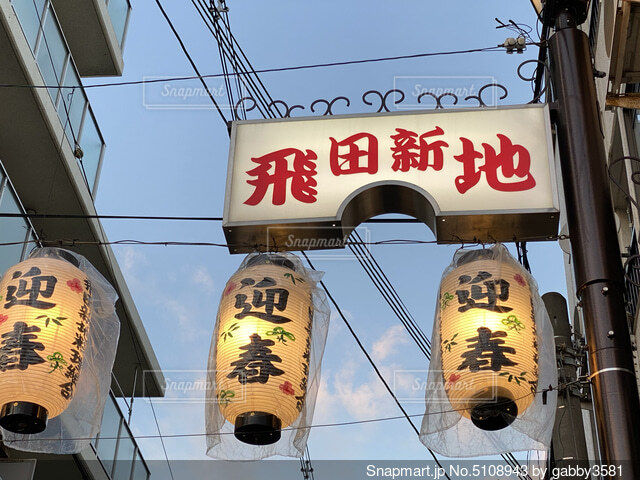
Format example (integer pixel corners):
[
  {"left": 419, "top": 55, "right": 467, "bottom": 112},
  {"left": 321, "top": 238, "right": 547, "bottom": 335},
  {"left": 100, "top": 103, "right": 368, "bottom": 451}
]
[
  {"left": 120, "top": 246, "right": 148, "bottom": 279},
  {"left": 158, "top": 298, "right": 205, "bottom": 342},
  {"left": 190, "top": 266, "right": 216, "bottom": 293},
  {"left": 371, "top": 324, "right": 410, "bottom": 362}
]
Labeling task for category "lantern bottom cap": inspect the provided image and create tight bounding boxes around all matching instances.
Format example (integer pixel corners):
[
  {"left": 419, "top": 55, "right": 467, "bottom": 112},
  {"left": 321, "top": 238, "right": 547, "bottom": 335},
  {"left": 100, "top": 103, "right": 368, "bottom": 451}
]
[
  {"left": 469, "top": 396, "right": 518, "bottom": 431},
  {"left": 234, "top": 411, "right": 282, "bottom": 445},
  {"left": 0, "top": 401, "right": 48, "bottom": 434}
]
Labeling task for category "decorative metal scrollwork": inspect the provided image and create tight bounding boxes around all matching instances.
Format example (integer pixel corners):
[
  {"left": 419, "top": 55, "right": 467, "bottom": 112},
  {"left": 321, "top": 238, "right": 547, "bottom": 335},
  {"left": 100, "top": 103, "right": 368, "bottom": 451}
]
[
  {"left": 227, "top": 58, "right": 560, "bottom": 119},
  {"left": 362, "top": 89, "right": 405, "bottom": 112},
  {"left": 233, "top": 96, "right": 257, "bottom": 117},
  {"left": 310, "top": 96, "right": 350, "bottom": 116},
  {"left": 465, "top": 83, "right": 509, "bottom": 107},
  {"left": 417, "top": 91, "right": 458, "bottom": 109},
  {"left": 267, "top": 100, "right": 304, "bottom": 118}
]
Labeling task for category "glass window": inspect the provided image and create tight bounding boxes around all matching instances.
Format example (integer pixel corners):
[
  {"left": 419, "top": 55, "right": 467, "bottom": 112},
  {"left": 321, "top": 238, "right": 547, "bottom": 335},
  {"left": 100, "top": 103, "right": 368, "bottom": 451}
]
[
  {"left": 132, "top": 450, "right": 150, "bottom": 480},
  {"left": 11, "top": 0, "right": 46, "bottom": 50},
  {"left": 0, "top": 185, "right": 30, "bottom": 277},
  {"left": 56, "top": 66, "right": 86, "bottom": 147},
  {"left": 78, "top": 110, "right": 104, "bottom": 194},
  {"left": 112, "top": 433, "right": 135, "bottom": 480},
  {"left": 107, "top": 0, "right": 130, "bottom": 46},
  {"left": 35, "top": 6, "right": 68, "bottom": 104},
  {"left": 24, "top": 231, "right": 39, "bottom": 261},
  {"left": 95, "top": 395, "right": 122, "bottom": 477}
]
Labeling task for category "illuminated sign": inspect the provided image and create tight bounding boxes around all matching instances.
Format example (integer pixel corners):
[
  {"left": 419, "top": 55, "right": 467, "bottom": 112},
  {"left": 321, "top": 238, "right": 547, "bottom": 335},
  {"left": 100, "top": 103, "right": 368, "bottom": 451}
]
[{"left": 223, "top": 104, "right": 558, "bottom": 252}]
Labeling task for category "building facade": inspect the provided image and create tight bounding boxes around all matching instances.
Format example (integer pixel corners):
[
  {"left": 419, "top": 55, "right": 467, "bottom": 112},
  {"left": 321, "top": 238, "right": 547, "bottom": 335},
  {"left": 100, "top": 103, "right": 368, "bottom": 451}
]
[{"left": 0, "top": 1, "right": 164, "bottom": 479}]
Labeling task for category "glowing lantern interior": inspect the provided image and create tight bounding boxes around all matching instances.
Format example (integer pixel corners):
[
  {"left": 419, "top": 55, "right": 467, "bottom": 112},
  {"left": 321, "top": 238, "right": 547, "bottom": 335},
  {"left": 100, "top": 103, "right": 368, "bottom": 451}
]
[
  {"left": 215, "top": 255, "right": 312, "bottom": 445},
  {"left": 0, "top": 256, "right": 91, "bottom": 433},
  {"left": 439, "top": 252, "right": 538, "bottom": 431}
]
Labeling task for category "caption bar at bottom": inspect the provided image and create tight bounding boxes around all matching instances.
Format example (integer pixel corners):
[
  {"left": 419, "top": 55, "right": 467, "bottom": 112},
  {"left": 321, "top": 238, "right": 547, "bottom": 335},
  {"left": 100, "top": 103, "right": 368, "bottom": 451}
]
[{"left": 366, "top": 463, "right": 623, "bottom": 479}]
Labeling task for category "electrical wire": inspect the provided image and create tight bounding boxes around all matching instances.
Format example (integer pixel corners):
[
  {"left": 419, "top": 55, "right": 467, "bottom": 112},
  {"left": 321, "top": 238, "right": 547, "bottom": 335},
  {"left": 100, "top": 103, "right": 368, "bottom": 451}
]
[
  {"left": 0, "top": 45, "right": 515, "bottom": 92},
  {"left": 149, "top": 397, "right": 176, "bottom": 480},
  {"left": 190, "top": 0, "right": 289, "bottom": 118},
  {"left": 3, "top": 382, "right": 569, "bottom": 443},
  {"left": 154, "top": 0, "right": 229, "bottom": 125},
  {"left": 0, "top": 238, "right": 442, "bottom": 249},
  {"left": 347, "top": 230, "right": 432, "bottom": 358}
]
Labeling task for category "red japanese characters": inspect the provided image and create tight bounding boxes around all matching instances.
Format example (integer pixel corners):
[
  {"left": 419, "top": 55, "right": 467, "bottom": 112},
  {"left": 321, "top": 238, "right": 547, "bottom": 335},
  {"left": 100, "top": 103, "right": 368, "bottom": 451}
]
[{"left": 243, "top": 128, "right": 536, "bottom": 206}]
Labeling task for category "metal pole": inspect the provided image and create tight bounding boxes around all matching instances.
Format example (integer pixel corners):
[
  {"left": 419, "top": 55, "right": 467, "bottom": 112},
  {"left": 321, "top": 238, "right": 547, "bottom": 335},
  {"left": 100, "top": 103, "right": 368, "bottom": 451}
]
[{"left": 548, "top": 8, "right": 640, "bottom": 475}]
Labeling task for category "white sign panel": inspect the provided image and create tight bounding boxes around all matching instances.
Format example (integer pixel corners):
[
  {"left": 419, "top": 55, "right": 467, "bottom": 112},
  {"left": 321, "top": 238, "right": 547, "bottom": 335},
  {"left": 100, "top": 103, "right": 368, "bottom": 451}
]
[{"left": 223, "top": 104, "right": 558, "bottom": 253}]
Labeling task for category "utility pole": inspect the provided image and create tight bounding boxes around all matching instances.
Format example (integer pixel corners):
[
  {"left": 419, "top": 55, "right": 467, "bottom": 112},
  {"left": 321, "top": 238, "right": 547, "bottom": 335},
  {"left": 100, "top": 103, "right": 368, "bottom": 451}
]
[
  {"left": 543, "top": 292, "right": 590, "bottom": 477},
  {"left": 547, "top": 0, "right": 640, "bottom": 475}
]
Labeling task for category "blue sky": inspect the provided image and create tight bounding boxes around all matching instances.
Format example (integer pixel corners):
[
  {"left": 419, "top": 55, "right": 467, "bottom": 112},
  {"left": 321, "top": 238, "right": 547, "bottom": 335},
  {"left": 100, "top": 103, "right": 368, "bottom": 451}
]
[{"left": 83, "top": 0, "right": 567, "bottom": 477}]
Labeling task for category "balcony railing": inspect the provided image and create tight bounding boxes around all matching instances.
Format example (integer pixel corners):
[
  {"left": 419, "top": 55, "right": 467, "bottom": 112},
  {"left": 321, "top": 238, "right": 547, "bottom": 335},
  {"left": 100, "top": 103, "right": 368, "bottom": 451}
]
[
  {"left": 92, "top": 392, "right": 151, "bottom": 480},
  {"left": 10, "top": 0, "right": 106, "bottom": 197}
]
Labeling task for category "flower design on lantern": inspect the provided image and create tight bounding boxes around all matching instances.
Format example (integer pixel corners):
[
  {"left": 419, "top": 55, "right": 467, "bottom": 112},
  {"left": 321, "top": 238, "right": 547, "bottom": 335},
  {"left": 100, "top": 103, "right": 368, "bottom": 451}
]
[
  {"left": 420, "top": 244, "right": 557, "bottom": 458},
  {"left": 207, "top": 253, "right": 329, "bottom": 459},
  {"left": 279, "top": 381, "right": 295, "bottom": 396},
  {"left": 66, "top": 278, "right": 83, "bottom": 293},
  {"left": 0, "top": 254, "right": 92, "bottom": 434}
]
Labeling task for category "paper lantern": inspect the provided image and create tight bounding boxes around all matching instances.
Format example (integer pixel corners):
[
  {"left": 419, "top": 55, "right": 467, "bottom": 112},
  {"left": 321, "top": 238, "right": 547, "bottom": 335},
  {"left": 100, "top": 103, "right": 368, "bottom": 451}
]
[
  {"left": 438, "top": 248, "right": 537, "bottom": 430},
  {"left": 206, "top": 252, "right": 330, "bottom": 459},
  {"left": 420, "top": 244, "right": 557, "bottom": 457},
  {"left": 215, "top": 254, "right": 312, "bottom": 445},
  {"left": 0, "top": 252, "right": 91, "bottom": 434}
]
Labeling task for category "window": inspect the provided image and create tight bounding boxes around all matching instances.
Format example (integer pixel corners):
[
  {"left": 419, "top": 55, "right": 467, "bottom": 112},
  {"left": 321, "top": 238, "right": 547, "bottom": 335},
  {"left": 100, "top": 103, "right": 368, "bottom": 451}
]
[{"left": 0, "top": 167, "right": 36, "bottom": 276}]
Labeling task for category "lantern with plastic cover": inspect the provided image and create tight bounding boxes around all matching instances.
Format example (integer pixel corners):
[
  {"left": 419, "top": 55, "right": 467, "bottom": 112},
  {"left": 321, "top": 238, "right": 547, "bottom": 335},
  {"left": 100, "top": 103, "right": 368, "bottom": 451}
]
[
  {"left": 215, "top": 254, "right": 313, "bottom": 445},
  {"left": 0, "top": 253, "right": 91, "bottom": 434},
  {"left": 439, "top": 249, "right": 538, "bottom": 431}
]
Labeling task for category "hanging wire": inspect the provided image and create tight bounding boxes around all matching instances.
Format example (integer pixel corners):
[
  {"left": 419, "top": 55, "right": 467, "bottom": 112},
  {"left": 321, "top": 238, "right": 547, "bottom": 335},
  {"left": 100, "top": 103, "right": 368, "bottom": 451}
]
[{"left": 154, "top": 0, "right": 229, "bottom": 125}]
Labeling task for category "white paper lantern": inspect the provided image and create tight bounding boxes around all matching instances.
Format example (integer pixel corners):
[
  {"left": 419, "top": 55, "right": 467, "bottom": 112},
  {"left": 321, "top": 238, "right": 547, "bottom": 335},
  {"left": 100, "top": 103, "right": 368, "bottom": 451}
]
[
  {"left": 438, "top": 250, "right": 538, "bottom": 430},
  {"left": 0, "top": 254, "right": 91, "bottom": 433},
  {"left": 420, "top": 244, "right": 557, "bottom": 457},
  {"left": 205, "top": 252, "right": 330, "bottom": 460},
  {"left": 215, "top": 254, "right": 312, "bottom": 444}
]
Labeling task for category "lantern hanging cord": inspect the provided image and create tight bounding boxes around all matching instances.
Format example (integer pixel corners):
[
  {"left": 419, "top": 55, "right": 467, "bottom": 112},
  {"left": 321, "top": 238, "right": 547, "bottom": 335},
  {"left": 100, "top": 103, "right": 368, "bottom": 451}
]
[
  {"left": 1, "top": 382, "right": 573, "bottom": 443},
  {"left": 302, "top": 251, "right": 452, "bottom": 479}
]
